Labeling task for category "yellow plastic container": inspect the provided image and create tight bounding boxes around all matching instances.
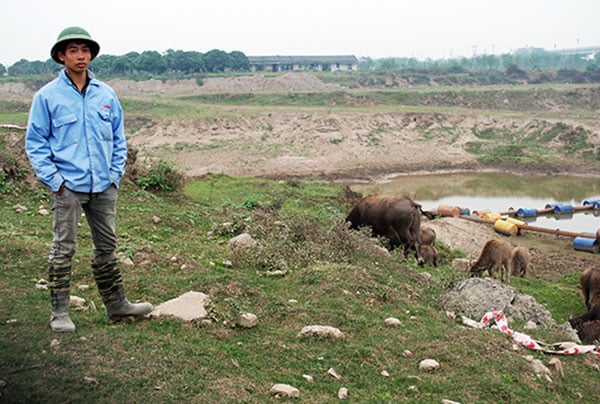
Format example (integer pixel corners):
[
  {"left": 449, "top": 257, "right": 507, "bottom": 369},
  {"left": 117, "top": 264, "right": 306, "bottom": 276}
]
[
  {"left": 483, "top": 212, "right": 502, "bottom": 221},
  {"left": 505, "top": 217, "right": 527, "bottom": 227},
  {"left": 494, "top": 219, "right": 518, "bottom": 236}
]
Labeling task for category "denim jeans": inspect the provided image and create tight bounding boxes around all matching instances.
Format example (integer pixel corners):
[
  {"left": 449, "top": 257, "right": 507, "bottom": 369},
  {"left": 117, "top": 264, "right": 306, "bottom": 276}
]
[{"left": 49, "top": 185, "right": 118, "bottom": 267}]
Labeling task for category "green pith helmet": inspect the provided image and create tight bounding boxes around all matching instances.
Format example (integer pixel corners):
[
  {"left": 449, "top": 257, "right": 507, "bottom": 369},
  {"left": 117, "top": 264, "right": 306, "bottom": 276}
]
[{"left": 51, "top": 26, "right": 100, "bottom": 64}]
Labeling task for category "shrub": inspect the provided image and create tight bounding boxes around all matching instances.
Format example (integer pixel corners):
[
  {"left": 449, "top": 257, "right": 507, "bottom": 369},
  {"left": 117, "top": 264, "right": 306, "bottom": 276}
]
[{"left": 136, "top": 158, "right": 184, "bottom": 192}]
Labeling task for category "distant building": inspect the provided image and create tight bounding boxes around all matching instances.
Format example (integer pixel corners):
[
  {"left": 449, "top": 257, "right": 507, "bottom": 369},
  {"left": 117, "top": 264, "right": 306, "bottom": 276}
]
[{"left": 248, "top": 55, "right": 359, "bottom": 72}]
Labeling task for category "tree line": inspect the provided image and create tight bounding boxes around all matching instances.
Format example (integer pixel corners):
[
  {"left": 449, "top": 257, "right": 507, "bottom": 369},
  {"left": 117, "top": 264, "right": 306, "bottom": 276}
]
[
  {"left": 0, "top": 49, "right": 250, "bottom": 78},
  {"left": 1, "top": 46, "right": 599, "bottom": 79}
]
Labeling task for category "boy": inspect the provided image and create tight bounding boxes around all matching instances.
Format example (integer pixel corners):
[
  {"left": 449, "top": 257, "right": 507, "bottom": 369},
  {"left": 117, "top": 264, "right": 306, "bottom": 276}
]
[{"left": 26, "top": 27, "right": 153, "bottom": 333}]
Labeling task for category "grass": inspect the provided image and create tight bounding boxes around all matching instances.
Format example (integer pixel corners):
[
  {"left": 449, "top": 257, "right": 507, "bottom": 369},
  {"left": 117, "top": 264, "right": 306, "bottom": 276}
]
[{"left": 1, "top": 174, "right": 599, "bottom": 403}]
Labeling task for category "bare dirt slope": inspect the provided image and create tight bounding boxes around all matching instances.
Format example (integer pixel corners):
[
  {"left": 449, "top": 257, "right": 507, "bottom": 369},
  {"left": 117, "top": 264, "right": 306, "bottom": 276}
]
[{"left": 117, "top": 73, "right": 600, "bottom": 181}]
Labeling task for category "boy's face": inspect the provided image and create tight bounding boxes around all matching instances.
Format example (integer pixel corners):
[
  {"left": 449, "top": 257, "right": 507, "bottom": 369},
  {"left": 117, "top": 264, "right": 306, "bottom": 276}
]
[{"left": 58, "top": 41, "right": 91, "bottom": 74}]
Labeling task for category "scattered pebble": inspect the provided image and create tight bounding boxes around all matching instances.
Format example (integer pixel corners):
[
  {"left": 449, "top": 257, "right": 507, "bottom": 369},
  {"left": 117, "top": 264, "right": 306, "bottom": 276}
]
[
  {"left": 523, "top": 321, "right": 538, "bottom": 330},
  {"left": 338, "top": 387, "right": 349, "bottom": 399},
  {"left": 70, "top": 295, "right": 86, "bottom": 307},
  {"left": 302, "top": 374, "right": 314, "bottom": 383},
  {"left": 237, "top": 312, "right": 258, "bottom": 328},
  {"left": 298, "top": 325, "right": 344, "bottom": 339},
  {"left": 327, "top": 367, "right": 341, "bottom": 379},
  {"left": 13, "top": 204, "right": 27, "bottom": 213},
  {"left": 83, "top": 376, "right": 99, "bottom": 385},
  {"left": 270, "top": 383, "right": 300, "bottom": 398},
  {"left": 381, "top": 370, "right": 390, "bottom": 377},
  {"left": 384, "top": 317, "right": 402, "bottom": 327},
  {"left": 419, "top": 359, "right": 440, "bottom": 371}
]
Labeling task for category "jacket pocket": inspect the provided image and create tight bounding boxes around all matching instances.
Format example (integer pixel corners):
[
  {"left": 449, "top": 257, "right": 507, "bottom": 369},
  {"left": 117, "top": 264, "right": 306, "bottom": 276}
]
[
  {"left": 97, "top": 108, "right": 113, "bottom": 140},
  {"left": 51, "top": 113, "right": 78, "bottom": 151}
]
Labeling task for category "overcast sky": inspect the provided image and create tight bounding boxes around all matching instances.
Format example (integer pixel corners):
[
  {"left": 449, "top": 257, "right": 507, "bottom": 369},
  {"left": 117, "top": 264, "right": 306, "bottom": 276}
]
[{"left": 2, "top": 0, "right": 599, "bottom": 67}]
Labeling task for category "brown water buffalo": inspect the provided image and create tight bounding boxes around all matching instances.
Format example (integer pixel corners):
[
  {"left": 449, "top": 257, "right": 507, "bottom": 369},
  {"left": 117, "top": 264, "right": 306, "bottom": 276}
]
[
  {"left": 419, "top": 226, "right": 436, "bottom": 246},
  {"left": 580, "top": 266, "right": 600, "bottom": 310},
  {"left": 510, "top": 246, "right": 530, "bottom": 277},
  {"left": 568, "top": 266, "right": 600, "bottom": 344},
  {"left": 418, "top": 244, "right": 438, "bottom": 267},
  {"left": 345, "top": 194, "right": 434, "bottom": 261},
  {"left": 469, "top": 238, "right": 512, "bottom": 284}
]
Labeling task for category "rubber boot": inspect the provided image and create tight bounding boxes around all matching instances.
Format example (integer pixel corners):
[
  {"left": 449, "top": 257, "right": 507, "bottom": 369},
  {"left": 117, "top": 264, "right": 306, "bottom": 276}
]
[
  {"left": 92, "top": 259, "right": 153, "bottom": 321},
  {"left": 49, "top": 264, "right": 76, "bottom": 333}
]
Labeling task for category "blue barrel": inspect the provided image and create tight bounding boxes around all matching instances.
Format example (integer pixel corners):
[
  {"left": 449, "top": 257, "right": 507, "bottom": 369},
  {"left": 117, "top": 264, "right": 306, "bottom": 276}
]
[
  {"left": 555, "top": 204, "right": 574, "bottom": 213},
  {"left": 583, "top": 199, "right": 600, "bottom": 209},
  {"left": 573, "top": 233, "right": 599, "bottom": 253},
  {"left": 545, "top": 203, "right": 574, "bottom": 213},
  {"left": 517, "top": 208, "right": 537, "bottom": 217}
]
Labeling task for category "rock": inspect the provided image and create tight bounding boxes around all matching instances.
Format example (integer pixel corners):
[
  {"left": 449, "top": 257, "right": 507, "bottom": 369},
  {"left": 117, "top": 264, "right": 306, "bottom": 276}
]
[
  {"left": 265, "top": 270, "right": 287, "bottom": 276},
  {"left": 270, "top": 383, "right": 300, "bottom": 398},
  {"left": 381, "top": 370, "right": 390, "bottom": 377},
  {"left": 298, "top": 325, "right": 345, "bottom": 340},
  {"left": 384, "top": 317, "right": 402, "bottom": 327},
  {"left": 237, "top": 312, "right": 258, "bottom": 328},
  {"left": 70, "top": 295, "right": 85, "bottom": 307},
  {"left": 548, "top": 357, "right": 564, "bottom": 379},
  {"left": 338, "top": 387, "right": 349, "bottom": 399},
  {"left": 228, "top": 233, "right": 257, "bottom": 250},
  {"left": 452, "top": 258, "right": 471, "bottom": 273},
  {"left": 439, "top": 278, "right": 555, "bottom": 327},
  {"left": 327, "top": 367, "right": 341, "bottom": 379},
  {"left": 402, "top": 350, "right": 413, "bottom": 357},
  {"left": 302, "top": 374, "right": 314, "bottom": 383},
  {"left": 530, "top": 358, "right": 552, "bottom": 382},
  {"left": 150, "top": 291, "right": 209, "bottom": 321},
  {"left": 13, "top": 204, "right": 27, "bottom": 213},
  {"left": 556, "top": 321, "right": 581, "bottom": 343},
  {"left": 419, "top": 359, "right": 440, "bottom": 371}
]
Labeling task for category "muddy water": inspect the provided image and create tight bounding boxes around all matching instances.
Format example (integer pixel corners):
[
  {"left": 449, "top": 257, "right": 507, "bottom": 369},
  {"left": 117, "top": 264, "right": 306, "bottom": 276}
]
[{"left": 348, "top": 172, "right": 600, "bottom": 234}]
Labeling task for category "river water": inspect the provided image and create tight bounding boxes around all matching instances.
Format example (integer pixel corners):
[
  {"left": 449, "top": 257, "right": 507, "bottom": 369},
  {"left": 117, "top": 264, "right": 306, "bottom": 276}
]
[{"left": 348, "top": 172, "right": 600, "bottom": 234}]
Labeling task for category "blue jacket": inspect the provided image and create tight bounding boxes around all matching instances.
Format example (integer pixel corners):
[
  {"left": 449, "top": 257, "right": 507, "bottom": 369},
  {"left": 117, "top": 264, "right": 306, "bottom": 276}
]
[{"left": 26, "top": 69, "right": 127, "bottom": 193}]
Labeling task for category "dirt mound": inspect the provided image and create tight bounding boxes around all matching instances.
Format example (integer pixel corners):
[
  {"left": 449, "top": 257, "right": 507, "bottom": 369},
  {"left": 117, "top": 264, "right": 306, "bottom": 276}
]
[{"left": 107, "top": 73, "right": 343, "bottom": 95}]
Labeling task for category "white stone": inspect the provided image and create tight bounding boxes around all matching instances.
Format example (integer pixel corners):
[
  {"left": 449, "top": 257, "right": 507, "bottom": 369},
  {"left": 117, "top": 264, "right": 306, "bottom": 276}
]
[
  {"left": 302, "top": 374, "right": 314, "bottom": 383},
  {"left": 298, "top": 325, "right": 345, "bottom": 339},
  {"left": 338, "top": 387, "right": 349, "bottom": 399},
  {"left": 150, "top": 291, "right": 209, "bottom": 321},
  {"left": 237, "top": 312, "right": 258, "bottom": 328},
  {"left": 419, "top": 359, "right": 440, "bottom": 371},
  {"left": 270, "top": 383, "right": 300, "bottom": 398},
  {"left": 384, "top": 317, "right": 402, "bottom": 327},
  {"left": 327, "top": 367, "right": 341, "bottom": 379},
  {"left": 70, "top": 295, "right": 86, "bottom": 307}
]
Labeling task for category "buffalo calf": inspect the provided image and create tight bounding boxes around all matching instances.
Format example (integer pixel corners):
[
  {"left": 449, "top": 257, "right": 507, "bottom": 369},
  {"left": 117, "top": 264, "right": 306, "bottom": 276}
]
[
  {"left": 469, "top": 238, "right": 512, "bottom": 284},
  {"left": 510, "top": 246, "right": 530, "bottom": 277},
  {"left": 418, "top": 244, "right": 438, "bottom": 267},
  {"left": 419, "top": 226, "right": 436, "bottom": 246}
]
